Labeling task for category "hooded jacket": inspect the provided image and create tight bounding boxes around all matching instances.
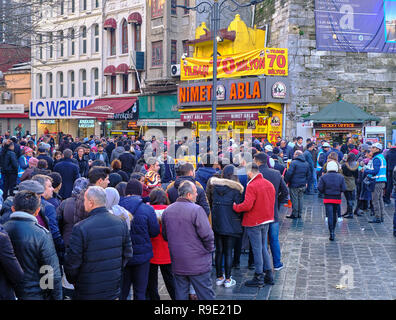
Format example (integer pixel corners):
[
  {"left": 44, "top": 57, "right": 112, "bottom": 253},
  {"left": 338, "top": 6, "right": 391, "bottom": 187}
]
[
  {"left": 206, "top": 177, "right": 244, "bottom": 237},
  {"left": 284, "top": 154, "right": 310, "bottom": 188},
  {"left": 166, "top": 176, "right": 211, "bottom": 216},
  {"left": 119, "top": 195, "right": 160, "bottom": 265},
  {"left": 195, "top": 167, "right": 219, "bottom": 191},
  {"left": 342, "top": 161, "right": 359, "bottom": 191},
  {"left": 110, "top": 146, "right": 126, "bottom": 163}
]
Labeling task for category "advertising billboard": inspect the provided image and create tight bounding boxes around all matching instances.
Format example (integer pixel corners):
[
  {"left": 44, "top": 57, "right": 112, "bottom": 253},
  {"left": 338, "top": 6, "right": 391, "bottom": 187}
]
[{"left": 315, "top": 0, "right": 396, "bottom": 53}]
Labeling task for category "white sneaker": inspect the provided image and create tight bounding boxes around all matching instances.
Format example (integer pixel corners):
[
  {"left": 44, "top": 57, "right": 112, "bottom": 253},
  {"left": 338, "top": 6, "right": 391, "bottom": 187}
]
[
  {"left": 216, "top": 276, "right": 225, "bottom": 286},
  {"left": 224, "top": 278, "right": 236, "bottom": 288},
  {"left": 338, "top": 217, "right": 343, "bottom": 222}
]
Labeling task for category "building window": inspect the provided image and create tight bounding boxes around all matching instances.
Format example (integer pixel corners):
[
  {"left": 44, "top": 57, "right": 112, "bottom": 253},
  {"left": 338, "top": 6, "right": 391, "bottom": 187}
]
[
  {"left": 110, "top": 76, "right": 116, "bottom": 95},
  {"left": 95, "top": 0, "right": 99, "bottom": 8},
  {"left": 71, "top": 0, "right": 75, "bottom": 13},
  {"left": 39, "top": 34, "right": 43, "bottom": 59},
  {"left": 38, "top": 74, "right": 43, "bottom": 98},
  {"left": 58, "top": 72, "right": 64, "bottom": 97},
  {"left": 110, "top": 29, "right": 116, "bottom": 56},
  {"left": 182, "top": 40, "right": 189, "bottom": 57},
  {"left": 69, "top": 28, "right": 75, "bottom": 56},
  {"left": 152, "top": 41, "right": 163, "bottom": 67},
  {"left": 59, "top": 30, "right": 64, "bottom": 58},
  {"left": 48, "top": 33, "right": 53, "bottom": 59},
  {"left": 171, "top": 0, "right": 177, "bottom": 15},
  {"left": 81, "top": 26, "right": 87, "bottom": 54},
  {"left": 151, "top": 0, "right": 163, "bottom": 18},
  {"left": 122, "top": 74, "right": 128, "bottom": 93},
  {"left": 92, "top": 68, "right": 99, "bottom": 96},
  {"left": 81, "top": 69, "right": 87, "bottom": 96},
  {"left": 121, "top": 20, "right": 128, "bottom": 54},
  {"left": 171, "top": 40, "right": 177, "bottom": 64},
  {"left": 134, "top": 24, "right": 141, "bottom": 51},
  {"left": 47, "top": 73, "right": 53, "bottom": 98},
  {"left": 184, "top": 0, "right": 189, "bottom": 14},
  {"left": 60, "top": 1, "right": 64, "bottom": 15},
  {"left": 70, "top": 71, "right": 75, "bottom": 97},
  {"left": 81, "top": 0, "right": 87, "bottom": 11},
  {"left": 93, "top": 24, "right": 99, "bottom": 53}
]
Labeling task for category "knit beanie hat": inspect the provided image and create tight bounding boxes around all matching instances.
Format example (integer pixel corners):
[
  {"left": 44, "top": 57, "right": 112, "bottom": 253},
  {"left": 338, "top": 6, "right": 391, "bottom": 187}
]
[
  {"left": 29, "top": 157, "right": 39, "bottom": 167},
  {"left": 327, "top": 161, "right": 338, "bottom": 172},
  {"left": 109, "top": 173, "right": 122, "bottom": 188},
  {"left": 125, "top": 179, "right": 143, "bottom": 196}
]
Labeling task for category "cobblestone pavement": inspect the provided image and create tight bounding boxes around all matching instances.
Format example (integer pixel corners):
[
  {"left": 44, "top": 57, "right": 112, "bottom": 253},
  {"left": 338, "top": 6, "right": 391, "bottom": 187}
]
[
  {"left": 271, "top": 194, "right": 396, "bottom": 300},
  {"left": 156, "top": 195, "right": 396, "bottom": 300}
]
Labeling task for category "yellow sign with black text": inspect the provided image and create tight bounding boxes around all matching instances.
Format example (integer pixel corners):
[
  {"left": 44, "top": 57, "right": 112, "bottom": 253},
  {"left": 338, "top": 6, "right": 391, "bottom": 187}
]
[{"left": 181, "top": 48, "right": 288, "bottom": 81}]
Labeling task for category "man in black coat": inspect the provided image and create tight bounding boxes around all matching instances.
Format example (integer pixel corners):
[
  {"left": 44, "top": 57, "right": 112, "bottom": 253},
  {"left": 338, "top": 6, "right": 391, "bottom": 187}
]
[
  {"left": 119, "top": 144, "right": 136, "bottom": 177},
  {"left": 54, "top": 149, "right": 80, "bottom": 199},
  {"left": 284, "top": 150, "right": 310, "bottom": 219},
  {"left": 64, "top": 186, "right": 133, "bottom": 300},
  {"left": 4, "top": 190, "right": 62, "bottom": 300},
  {"left": 0, "top": 224, "right": 24, "bottom": 300},
  {"left": 105, "top": 139, "right": 116, "bottom": 161},
  {"left": 253, "top": 152, "right": 288, "bottom": 270},
  {"left": 166, "top": 162, "right": 211, "bottom": 216}
]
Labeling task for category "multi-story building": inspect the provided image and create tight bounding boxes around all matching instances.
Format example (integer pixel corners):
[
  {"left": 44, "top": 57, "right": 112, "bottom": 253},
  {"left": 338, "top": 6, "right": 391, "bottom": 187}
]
[
  {"left": 30, "top": 0, "right": 146, "bottom": 138},
  {"left": 138, "top": 0, "right": 197, "bottom": 139}
]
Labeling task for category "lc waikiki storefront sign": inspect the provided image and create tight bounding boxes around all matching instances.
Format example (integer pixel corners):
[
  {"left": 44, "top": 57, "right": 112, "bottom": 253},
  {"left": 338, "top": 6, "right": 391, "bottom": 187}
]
[
  {"left": 181, "top": 48, "right": 288, "bottom": 81},
  {"left": 30, "top": 98, "right": 95, "bottom": 119}
]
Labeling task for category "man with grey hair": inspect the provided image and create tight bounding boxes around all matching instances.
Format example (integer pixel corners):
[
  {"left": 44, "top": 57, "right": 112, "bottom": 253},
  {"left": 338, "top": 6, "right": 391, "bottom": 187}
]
[
  {"left": 64, "top": 186, "right": 133, "bottom": 300},
  {"left": 284, "top": 150, "right": 310, "bottom": 219},
  {"left": 162, "top": 180, "right": 215, "bottom": 300}
]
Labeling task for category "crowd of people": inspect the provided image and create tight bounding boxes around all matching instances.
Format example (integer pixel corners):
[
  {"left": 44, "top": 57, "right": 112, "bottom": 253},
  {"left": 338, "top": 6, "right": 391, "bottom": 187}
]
[{"left": 0, "top": 132, "right": 395, "bottom": 300}]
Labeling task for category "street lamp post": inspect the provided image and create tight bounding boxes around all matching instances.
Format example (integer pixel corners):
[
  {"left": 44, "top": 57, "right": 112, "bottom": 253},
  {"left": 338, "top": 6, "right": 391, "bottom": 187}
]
[{"left": 173, "top": 0, "right": 264, "bottom": 160}]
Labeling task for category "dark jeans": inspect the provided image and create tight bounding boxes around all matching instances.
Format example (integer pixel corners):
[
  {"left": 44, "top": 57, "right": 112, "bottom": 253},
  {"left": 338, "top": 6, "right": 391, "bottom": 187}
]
[
  {"left": 215, "top": 233, "right": 236, "bottom": 279},
  {"left": 385, "top": 171, "right": 394, "bottom": 201},
  {"left": 290, "top": 186, "right": 306, "bottom": 217},
  {"left": 246, "top": 224, "right": 272, "bottom": 274},
  {"left": 120, "top": 261, "right": 150, "bottom": 300},
  {"left": 232, "top": 235, "right": 242, "bottom": 266},
  {"left": 344, "top": 190, "right": 356, "bottom": 214},
  {"left": 2, "top": 173, "right": 17, "bottom": 200},
  {"left": 146, "top": 263, "right": 176, "bottom": 300},
  {"left": 325, "top": 203, "right": 339, "bottom": 233},
  {"left": 393, "top": 199, "right": 396, "bottom": 233},
  {"left": 174, "top": 271, "right": 215, "bottom": 300}
]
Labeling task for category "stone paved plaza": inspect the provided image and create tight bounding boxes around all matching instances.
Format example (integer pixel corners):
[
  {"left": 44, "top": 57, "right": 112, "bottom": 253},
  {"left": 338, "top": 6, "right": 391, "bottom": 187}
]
[{"left": 156, "top": 195, "right": 396, "bottom": 300}]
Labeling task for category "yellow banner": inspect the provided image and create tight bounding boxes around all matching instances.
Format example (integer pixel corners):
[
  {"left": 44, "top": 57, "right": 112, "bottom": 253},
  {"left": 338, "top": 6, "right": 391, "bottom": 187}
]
[{"left": 181, "top": 48, "right": 288, "bottom": 81}]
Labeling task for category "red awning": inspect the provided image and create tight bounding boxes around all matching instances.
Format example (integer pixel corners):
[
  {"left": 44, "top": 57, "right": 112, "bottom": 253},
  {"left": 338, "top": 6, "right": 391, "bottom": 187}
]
[
  {"left": 128, "top": 12, "right": 142, "bottom": 24},
  {"left": 104, "top": 18, "right": 117, "bottom": 29},
  {"left": 116, "top": 63, "right": 130, "bottom": 74},
  {"left": 180, "top": 110, "right": 259, "bottom": 122},
  {"left": 104, "top": 65, "right": 116, "bottom": 76},
  {"left": 71, "top": 97, "right": 138, "bottom": 120},
  {"left": 0, "top": 112, "right": 29, "bottom": 118}
]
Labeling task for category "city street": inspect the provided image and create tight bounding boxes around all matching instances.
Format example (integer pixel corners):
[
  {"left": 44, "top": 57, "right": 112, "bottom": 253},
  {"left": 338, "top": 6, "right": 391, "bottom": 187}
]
[{"left": 156, "top": 194, "right": 396, "bottom": 300}]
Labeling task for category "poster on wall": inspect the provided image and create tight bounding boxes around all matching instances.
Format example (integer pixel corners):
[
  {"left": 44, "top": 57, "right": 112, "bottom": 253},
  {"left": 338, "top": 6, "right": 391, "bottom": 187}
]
[{"left": 315, "top": 0, "right": 396, "bottom": 53}]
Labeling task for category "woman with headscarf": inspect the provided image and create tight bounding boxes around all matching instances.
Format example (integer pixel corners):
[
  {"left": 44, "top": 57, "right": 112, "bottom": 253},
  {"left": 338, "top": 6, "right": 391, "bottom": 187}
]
[{"left": 105, "top": 187, "right": 133, "bottom": 230}]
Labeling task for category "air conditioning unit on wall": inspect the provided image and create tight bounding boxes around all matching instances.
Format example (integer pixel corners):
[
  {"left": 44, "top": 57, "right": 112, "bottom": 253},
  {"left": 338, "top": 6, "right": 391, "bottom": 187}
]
[{"left": 171, "top": 64, "right": 180, "bottom": 77}]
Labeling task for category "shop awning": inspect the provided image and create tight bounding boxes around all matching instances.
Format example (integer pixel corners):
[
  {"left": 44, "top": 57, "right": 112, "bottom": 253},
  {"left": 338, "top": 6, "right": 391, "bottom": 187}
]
[
  {"left": 305, "top": 100, "right": 380, "bottom": 123},
  {"left": 116, "top": 63, "right": 130, "bottom": 74},
  {"left": 104, "top": 65, "right": 116, "bottom": 76},
  {"left": 0, "top": 112, "right": 29, "bottom": 118},
  {"left": 180, "top": 109, "right": 259, "bottom": 122},
  {"left": 104, "top": 18, "right": 117, "bottom": 29},
  {"left": 128, "top": 12, "right": 142, "bottom": 24},
  {"left": 71, "top": 97, "right": 138, "bottom": 121}
]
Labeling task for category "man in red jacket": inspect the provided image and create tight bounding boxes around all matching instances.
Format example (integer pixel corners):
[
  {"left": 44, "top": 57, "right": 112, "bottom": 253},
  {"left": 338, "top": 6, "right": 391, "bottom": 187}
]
[{"left": 233, "top": 163, "right": 276, "bottom": 287}]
